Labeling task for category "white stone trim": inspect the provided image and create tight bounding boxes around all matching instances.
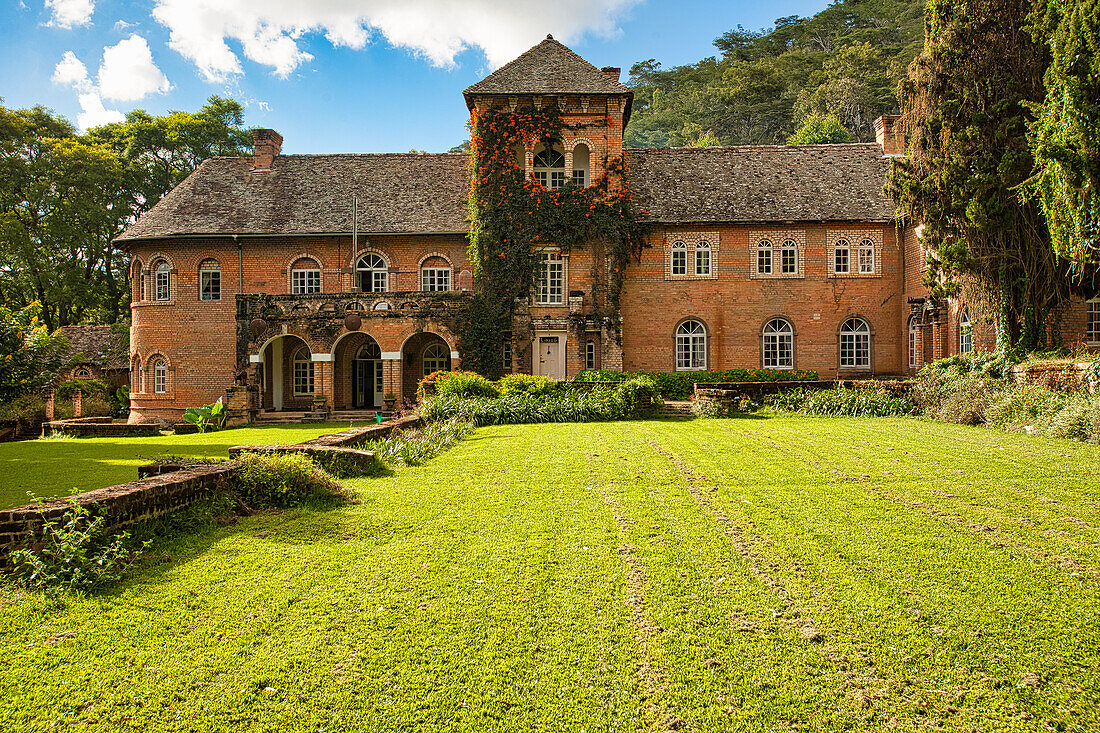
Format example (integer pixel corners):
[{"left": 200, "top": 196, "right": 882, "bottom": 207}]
[
  {"left": 664, "top": 231, "right": 720, "bottom": 281},
  {"left": 827, "top": 227, "right": 884, "bottom": 278},
  {"left": 450, "top": 351, "right": 460, "bottom": 359},
  {"left": 381, "top": 352, "right": 402, "bottom": 360},
  {"left": 249, "top": 354, "right": 262, "bottom": 363},
  {"left": 311, "top": 353, "right": 333, "bottom": 362},
  {"left": 749, "top": 230, "right": 807, "bottom": 279}
]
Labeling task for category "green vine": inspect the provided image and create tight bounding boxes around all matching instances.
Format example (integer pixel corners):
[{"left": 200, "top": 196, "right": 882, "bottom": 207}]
[{"left": 459, "top": 105, "right": 647, "bottom": 377}]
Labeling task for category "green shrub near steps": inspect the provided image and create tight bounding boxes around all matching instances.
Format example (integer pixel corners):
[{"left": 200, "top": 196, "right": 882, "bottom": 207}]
[
  {"left": 497, "top": 373, "right": 560, "bottom": 396},
  {"left": 429, "top": 371, "right": 499, "bottom": 399}
]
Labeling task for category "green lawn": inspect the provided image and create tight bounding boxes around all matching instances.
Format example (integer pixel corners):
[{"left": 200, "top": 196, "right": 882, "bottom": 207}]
[
  {"left": 0, "top": 424, "right": 354, "bottom": 510},
  {"left": 2, "top": 416, "right": 1099, "bottom": 731}
]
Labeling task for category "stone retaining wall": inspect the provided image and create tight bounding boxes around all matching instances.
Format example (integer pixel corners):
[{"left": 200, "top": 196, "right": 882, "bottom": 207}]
[
  {"left": 305, "top": 414, "right": 421, "bottom": 447},
  {"left": 43, "top": 418, "right": 162, "bottom": 438},
  {"left": 1010, "top": 361, "right": 1097, "bottom": 393},
  {"left": 228, "top": 444, "right": 378, "bottom": 473},
  {"left": 0, "top": 464, "right": 235, "bottom": 555}
]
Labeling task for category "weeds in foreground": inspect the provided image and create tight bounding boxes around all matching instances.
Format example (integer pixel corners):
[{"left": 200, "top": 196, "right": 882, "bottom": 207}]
[
  {"left": 360, "top": 417, "right": 472, "bottom": 467},
  {"left": 765, "top": 387, "right": 916, "bottom": 417}
]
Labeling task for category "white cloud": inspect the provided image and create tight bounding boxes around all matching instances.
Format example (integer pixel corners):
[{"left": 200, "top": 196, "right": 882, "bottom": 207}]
[
  {"left": 113, "top": 19, "right": 135, "bottom": 31},
  {"left": 75, "top": 92, "right": 124, "bottom": 128},
  {"left": 97, "top": 35, "right": 172, "bottom": 101},
  {"left": 51, "top": 50, "right": 92, "bottom": 91},
  {"left": 45, "top": 0, "right": 94, "bottom": 28},
  {"left": 51, "top": 37, "right": 170, "bottom": 131},
  {"left": 151, "top": 0, "right": 638, "bottom": 82}
]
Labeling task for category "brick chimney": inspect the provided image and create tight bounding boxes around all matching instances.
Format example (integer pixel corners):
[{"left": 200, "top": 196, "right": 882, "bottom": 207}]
[
  {"left": 251, "top": 128, "right": 283, "bottom": 170},
  {"left": 600, "top": 66, "right": 622, "bottom": 84},
  {"left": 874, "top": 115, "right": 905, "bottom": 156}
]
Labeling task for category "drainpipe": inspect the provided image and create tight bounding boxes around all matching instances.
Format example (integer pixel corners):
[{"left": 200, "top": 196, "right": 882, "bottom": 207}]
[{"left": 235, "top": 235, "right": 243, "bottom": 293}]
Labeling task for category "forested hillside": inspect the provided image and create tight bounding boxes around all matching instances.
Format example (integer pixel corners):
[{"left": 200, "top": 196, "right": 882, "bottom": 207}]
[{"left": 625, "top": 0, "right": 927, "bottom": 147}]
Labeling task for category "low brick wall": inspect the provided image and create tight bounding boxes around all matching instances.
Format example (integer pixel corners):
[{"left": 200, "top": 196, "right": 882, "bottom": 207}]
[
  {"left": 0, "top": 464, "right": 235, "bottom": 555},
  {"left": 43, "top": 419, "right": 162, "bottom": 438},
  {"left": 306, "top": 414, "right": 422, "bottom": 447},
  {"left": 694, "top": 380, "right": 835, "bottom": 400},
  {"left": 1010, "top": 361, "right": 1097, "bottom": 393}
]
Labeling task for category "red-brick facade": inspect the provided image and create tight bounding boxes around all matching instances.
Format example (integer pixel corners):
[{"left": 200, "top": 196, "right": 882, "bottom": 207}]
[{"left": 119, "top": 37, "right": 1099, "bottom": 424}]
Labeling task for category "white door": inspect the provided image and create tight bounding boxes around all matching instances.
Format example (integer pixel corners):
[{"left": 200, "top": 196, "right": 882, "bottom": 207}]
[{"left": 534, "top": 333, "right": 565, "bottom": 380}]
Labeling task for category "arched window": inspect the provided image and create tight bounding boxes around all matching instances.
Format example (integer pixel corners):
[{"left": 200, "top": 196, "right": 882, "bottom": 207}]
[
  {"left": 153, "top": 261, "right": 171, "bottom": 301},
  {"left": 152, "top": 359, "right": 167, "bottom": 394},
  {"left": 357, "top": 341, "right": 381, "bottom": 360},
  {"left": 356, "top": 253, "right": 388, "bottom": 293},
  {"left": 857, "top": 239, "right": 875, "bottom": 274},
  {"left": 132, "top": 260, "right": 144, "bottom": 301},
  {"left": 533, "top": 144, "right": 566, "bottom": 189},
  {"left": 292, "top": 346, "right": 314, "bottom": 395},
  {"left": 762, "top": 318, "right": 794, "bottom": 369},
  {"left": 421, "top": 258, "right": 451, "bottom": 292},
  {"left": 675, "top": 319, "right": 707, "bottom": 371},
  {"left": 959, "top": 310, "right": 972, "bottom": 354},
  {"left": 839, "top": 317, "right": 871, "bottom": 369},
  {"left": 671, "top": 241, "right": 687, "bottom": 276},
  {"left": 346, "top": 301, "right": 364, "bottom": 311},
  {"left": 695, "top": 241, "right": 711, "bottom": 276},
  {"left": 757, "top": 239, "right": 773, "bottom": 275},
  {"left": 834, "top": 239, "right": 851, "bottom": 274},
  {"left": 908, "top": 315, "right": 917, "bottom": 369},
  {"left": 781, "top": 239, "right": 798, "bottom": 274},
  {"left": 74, "top": 367, "right": 91, "bottom": 379},
  {"left": 572, "top": 143, "right": 590, "bottom": 187},
  {"left": 291, "top": 258, "right": 321, "bottom": 294},
  {"left": 199, "top": 259, "right": 221, "bottom": 301},
  {"left": 423, "top": 342, "right": 450, "bottom": 376}
]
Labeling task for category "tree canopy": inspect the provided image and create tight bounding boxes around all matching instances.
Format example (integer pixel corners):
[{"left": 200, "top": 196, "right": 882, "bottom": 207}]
[
  {"left": 624, "top": 0, "right": 926, "bottom": 147},
  {"left": 0, "top": 97, "right": 249, "bottom": 331}
]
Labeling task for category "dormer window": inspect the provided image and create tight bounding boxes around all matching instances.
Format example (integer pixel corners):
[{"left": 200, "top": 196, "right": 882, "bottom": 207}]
[{"left": 534, "top": 145, "right": 566, "bottom": 189}]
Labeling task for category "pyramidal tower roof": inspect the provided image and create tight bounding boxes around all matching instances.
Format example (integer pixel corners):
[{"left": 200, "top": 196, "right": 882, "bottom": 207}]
[{"left": 464, "top": 35, "right": 632, "bottom": 103}]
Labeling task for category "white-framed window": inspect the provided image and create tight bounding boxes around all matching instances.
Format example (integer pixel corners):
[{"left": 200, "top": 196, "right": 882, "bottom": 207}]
[
  {"left": 132, "top": 261, "right": 144, "bottom": 301},
  {"left": 757, "top": 239, "right": 773, "bottom": 275},
  {"left": 502, "top": 336, "right": 513, "bottom": 372},
  {"left": 671, "top": 241, "right": 687, "bottom": 276},
  {"left": 834, "top": 240, "right": 851, "bottom": 274},
  {"left": 199, "top": 259, "right": 221, "bottom": 301},
  {"left": 695, "top": 241, "right": 711, "bottom": 276},
  {"left": 1088, "top": 299, "right": 1100, "bottom": 344},
  {"left": 839, "top": 317, "right": 871, "bottom": 369},
  {"left": 572, "top": 143, "right": 590, "bottom": 187},
  {"left": 781, "top": 239, "right": 798, "bottom": 274},
  {"left": 421, "top": 267, "right": 451, "bottom": 292},
  {"left": 585, "top": 340, "right": 596, "bottom": 370},
  {"left": 153, "top": 359, "right": 167, "bottom": 394},
  {"left": 536, "top": 251, "right": 564, "bottom": 305},
  {"left": 356, "top": 253, "right": 388, "bottom": 293},
  {"left": 858, "top": 239, "right": 875, "bottom": 274},
  {"left": 423, "top": 342, "right": 450, "bottom": 376},
  {"left": 154, "top": 261, "right": 171, "bottom": 301},
  {"left": 292, "top": 346, "right": 314, "bottom": 395},
  {"left": 534, "top": 145, "right": 566, "bottom": 189},
  {"left": 959, "top": 310, "right": 972, "bottom": 354},
  {"left": 908, "top": 315, "right": 917, "bottom": 369},
  {"left": 346, "top": 301, "right": 364, "bottom": 311},
  {"left": 675, "top": 319, "right": 707, "bottom": 371},
  {"left": 292, "top": 267, "right": 321, "bottom": 294},
  {"left": 762, "top": 318, "right": 794, "bottom": 369}
]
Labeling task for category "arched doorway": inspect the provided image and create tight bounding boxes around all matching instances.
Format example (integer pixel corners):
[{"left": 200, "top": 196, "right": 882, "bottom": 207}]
[
  {"left": 260, "top": 334, "right": 312, "bottom": 411},
  {"left": 352, "top": 340, "right": 383, "bottom": 409},
  {"left": 400, "top": 332, "right": 453, "bottom": 402}
]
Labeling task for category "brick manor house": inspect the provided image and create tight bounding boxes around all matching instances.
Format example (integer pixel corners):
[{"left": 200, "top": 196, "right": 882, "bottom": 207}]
[{"left": 118, "top": 36, "right": 1100, "bottom": 424}]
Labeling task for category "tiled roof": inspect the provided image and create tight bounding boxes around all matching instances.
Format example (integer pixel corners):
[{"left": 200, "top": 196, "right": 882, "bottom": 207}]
[
  {"left": 118, "top": 144, "right": 896, "bottom": 242},
  {"left": 625, "top": 144, "right": 895, "bottom": 223},
  {"left": 464, "top": 36, "right": 632, "bottom": 98},
  {"left": 57, "top": 325, "right": 128, "bottom": 370},
  {"left": 117, "top": 153, "right": 471, "bottom": 241}
]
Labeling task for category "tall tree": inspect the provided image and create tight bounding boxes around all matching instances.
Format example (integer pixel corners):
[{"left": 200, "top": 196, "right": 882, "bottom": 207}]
[
  {"left": 1025, "top": 0, "right": 1100, "bottom": 276},
  {"left": 887, "top": 0, "right": 1060, "bottom": 349}
]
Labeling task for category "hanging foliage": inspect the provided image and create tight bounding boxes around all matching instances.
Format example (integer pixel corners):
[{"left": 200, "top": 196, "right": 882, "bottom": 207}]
[
  {"left": 1024, "top": 0, "right": 1100, "bottom": 277},
  {"left": 461, "top": 105, "right": 647, "bottom": 377},
  {"left": 886, "top": 0, "right": 1065, "bottom": 350}
]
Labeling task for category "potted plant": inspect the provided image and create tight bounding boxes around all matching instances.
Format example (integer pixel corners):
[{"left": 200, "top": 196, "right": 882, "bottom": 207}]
[{"left": 383, "top": 393, "right": 397, "bottom": 411}]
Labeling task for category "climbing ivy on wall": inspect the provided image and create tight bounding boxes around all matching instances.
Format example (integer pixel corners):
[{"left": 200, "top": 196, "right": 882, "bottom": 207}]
[{"left": 460, "top": 105, "right": 647, "bottom": 378}]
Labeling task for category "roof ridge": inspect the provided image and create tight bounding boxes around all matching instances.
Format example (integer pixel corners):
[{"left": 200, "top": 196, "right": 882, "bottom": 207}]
[
  {"left": 464, "top": 36, "right": 630, "bottom": 97},
  {"left": 626, "top": 142, "right": 883, "bottom": 153}
]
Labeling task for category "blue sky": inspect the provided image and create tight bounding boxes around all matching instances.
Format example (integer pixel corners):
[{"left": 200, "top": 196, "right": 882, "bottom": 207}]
[{"left": 3, "top": 0, "right": 832, "bottom": 153}]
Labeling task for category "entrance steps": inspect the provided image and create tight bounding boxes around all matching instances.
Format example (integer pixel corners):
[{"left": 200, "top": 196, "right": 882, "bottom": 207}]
[
  {"left": 656, "top": 400, "right": 695, "bottom": 418},
  {"left": 256, "top": 410, "right": 381, "bottom": 424}
]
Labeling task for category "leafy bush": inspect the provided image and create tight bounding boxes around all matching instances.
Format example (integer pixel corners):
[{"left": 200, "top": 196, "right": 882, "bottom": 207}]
[
  {"left": 985, "top": 385, "right": 1068, "bottom": 428},
  {"left": 55, "top": 379, "right": 110, "bottom": 400},
  {"left": 111, "top": 386, "right": 130, "bottom": 418},
  {"left": 9, "top": 502, "right": 148, "bottom": 595},
  {"left": 575, "top": 368, "right": 817, "bottom": 399},
  {"left": 422, "top": 371, "right": 499, "bottom": 400},
  {"left": 0, "top": 393, "right": 47, "bottom": 431},
  {"left": 80, "top": 395, "right": 113, "bottom": 418},
  {"left": 766, "top": 387, "right": 916, "bottom": 417},
  {"left": 497, "top": 373, "right": 561, "bottom": 396},
  {"left": 360, "top": 417, "right": 472, "bottom": 467},
  {"left": 420, "top": 379, "right": 659, "bottom": 426},
  {"left": 233, "top": 452, "right": 349, "bottom": 507},
  {"left": 183, "top": 398, "right": 226, "bottom": 433}
]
